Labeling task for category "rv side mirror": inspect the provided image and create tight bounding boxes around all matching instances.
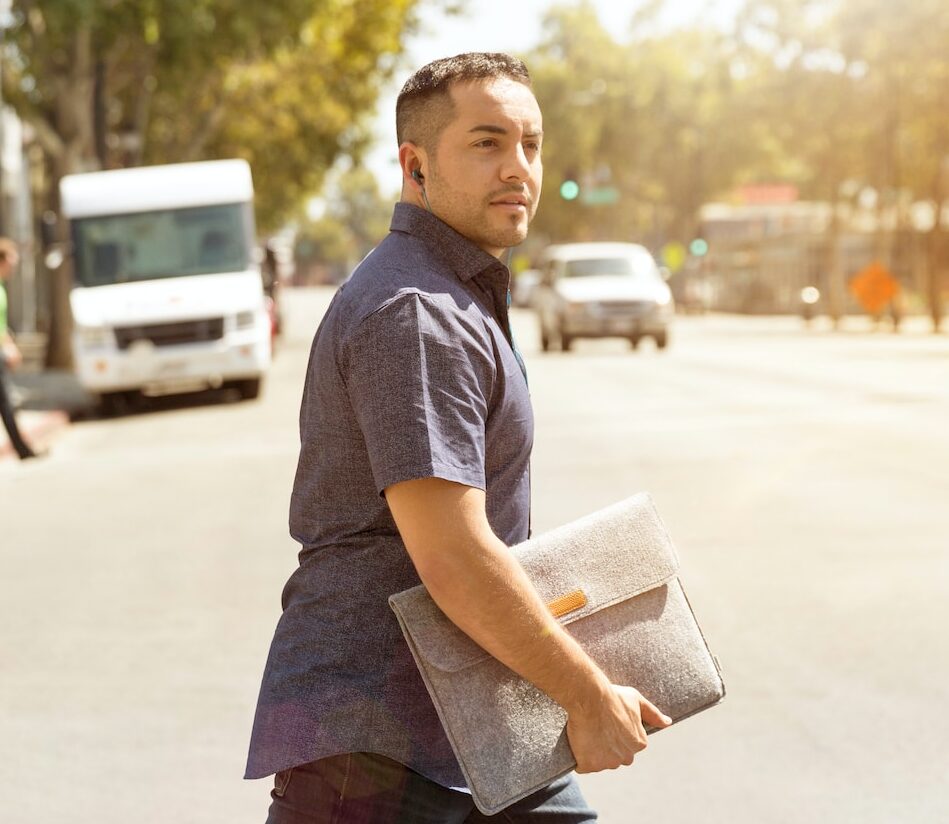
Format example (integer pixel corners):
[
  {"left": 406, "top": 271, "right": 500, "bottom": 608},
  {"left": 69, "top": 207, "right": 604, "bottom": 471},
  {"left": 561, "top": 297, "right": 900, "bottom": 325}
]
[{"left": 40, "top": 211, "right": 59, "bottom": 248}]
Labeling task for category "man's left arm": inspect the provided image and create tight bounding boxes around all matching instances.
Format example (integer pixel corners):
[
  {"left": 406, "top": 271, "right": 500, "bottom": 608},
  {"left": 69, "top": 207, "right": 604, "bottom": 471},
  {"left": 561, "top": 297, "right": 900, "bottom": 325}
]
[{"left": 385, "top": 476, "right": 672, "bottom": 773}]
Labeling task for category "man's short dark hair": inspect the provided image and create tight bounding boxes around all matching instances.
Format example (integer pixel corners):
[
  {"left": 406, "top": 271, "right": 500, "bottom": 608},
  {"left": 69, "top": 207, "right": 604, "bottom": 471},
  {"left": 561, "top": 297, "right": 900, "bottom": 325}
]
[{"left": 396, "top": 53, "right": 532, "bottom": 153}]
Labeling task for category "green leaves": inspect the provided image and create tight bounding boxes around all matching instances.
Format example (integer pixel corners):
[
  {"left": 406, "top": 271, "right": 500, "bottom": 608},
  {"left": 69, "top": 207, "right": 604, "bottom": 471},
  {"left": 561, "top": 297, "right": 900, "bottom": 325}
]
[
  {"left": 526, "top": 6, "right": 750, "bottom": 246},
  {"left": 6, "top": 0, "right": 429, "bottom": 366},
  {"left": 295, "top": 165, "right": 393, "bottom": 282},
  {"left": 522, "top": 0, "right": 948, "bottom": 257},
  {"left": 7, "top": 0, "right": 423, "bottom": 228}
]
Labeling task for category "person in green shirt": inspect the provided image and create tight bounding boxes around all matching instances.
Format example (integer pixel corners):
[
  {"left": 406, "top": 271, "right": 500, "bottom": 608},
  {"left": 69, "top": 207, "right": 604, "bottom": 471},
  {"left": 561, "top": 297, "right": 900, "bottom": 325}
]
[{"left": 0, "top": 237, "right": 42, "bottom": 460}]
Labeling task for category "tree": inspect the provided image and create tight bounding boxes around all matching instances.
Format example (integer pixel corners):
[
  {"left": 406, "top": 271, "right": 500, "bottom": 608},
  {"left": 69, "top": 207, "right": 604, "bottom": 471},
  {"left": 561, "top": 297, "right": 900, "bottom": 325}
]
[
  {"left": 833, "top": 0, "right": 949, "bottom": 329},
  {"left": 524, "top": 3, "right": 760, "bottom": 252},
  {"left": 521, "top": 0, "right": 948, "bottom": 325},
  {"left": 738, "top": 0, "right": 949, "bottom": 328},
  {"left": 2, "top": 0, "right": 428, "bottom": 365},
  {"left": 144, "top": 0, "right": 422, "bottom": 230},
  {"left": 294, "top": 164, "right": 393, "bottom": 283},
  {"left": 735, "top": 0, "right": 875, "bottom": 323}
]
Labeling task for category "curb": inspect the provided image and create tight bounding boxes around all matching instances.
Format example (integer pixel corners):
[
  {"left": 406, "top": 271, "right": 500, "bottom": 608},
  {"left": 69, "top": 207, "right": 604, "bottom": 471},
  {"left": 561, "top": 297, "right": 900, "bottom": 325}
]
[{"left": 0, "top": 409, "right": 70, "bottom": 460}]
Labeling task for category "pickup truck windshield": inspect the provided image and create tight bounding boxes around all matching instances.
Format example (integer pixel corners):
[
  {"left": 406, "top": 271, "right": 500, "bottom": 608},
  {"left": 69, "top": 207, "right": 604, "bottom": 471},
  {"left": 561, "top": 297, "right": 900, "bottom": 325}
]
[
  {"left": 564, "top": 253, "right": 658, "bottom": 279},
  {"left": 73, "top": 203, "right": 250, "bottom": 287}
]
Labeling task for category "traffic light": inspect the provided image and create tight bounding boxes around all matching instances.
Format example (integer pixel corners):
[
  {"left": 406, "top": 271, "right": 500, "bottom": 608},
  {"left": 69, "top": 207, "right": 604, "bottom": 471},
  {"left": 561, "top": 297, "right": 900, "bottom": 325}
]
[
  {"left": 560, "top": 169, "right": 580, "bottom": 201},
  {"left": 560, "top": 180, "right": 580, "bottom": 201}
]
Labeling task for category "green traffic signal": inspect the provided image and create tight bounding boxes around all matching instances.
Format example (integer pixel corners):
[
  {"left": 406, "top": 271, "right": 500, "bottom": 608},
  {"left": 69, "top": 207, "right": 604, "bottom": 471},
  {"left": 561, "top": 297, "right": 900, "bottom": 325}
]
[{"left": 560, "top": 180, "right": 580, "bottom": 201}]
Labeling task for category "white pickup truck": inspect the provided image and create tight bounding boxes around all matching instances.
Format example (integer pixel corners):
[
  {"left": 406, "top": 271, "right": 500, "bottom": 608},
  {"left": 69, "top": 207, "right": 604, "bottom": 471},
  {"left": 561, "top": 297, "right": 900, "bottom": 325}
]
[{"left": 60, "top": 159, "right": 271, "bottom": 413}]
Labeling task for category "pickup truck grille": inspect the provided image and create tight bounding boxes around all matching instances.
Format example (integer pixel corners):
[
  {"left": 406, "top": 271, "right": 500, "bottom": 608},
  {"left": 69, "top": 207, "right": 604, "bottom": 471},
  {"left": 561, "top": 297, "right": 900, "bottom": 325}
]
[
  {"left": 598, "top": 300, "right": 653, "bottom": 316},
  {"left": 114, "top": 317, "right": 225, "bottom": 350}
]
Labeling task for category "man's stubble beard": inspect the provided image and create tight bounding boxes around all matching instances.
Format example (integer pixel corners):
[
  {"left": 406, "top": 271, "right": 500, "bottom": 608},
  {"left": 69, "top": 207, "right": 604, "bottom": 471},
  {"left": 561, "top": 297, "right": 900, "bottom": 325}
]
[{"left": 429, "top": 177, "right": 535, "bottom": 253}]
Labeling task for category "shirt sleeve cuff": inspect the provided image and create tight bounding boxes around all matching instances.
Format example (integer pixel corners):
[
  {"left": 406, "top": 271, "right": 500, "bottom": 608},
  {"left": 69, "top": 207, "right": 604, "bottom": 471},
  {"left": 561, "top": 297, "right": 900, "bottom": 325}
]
[{"left": 375, "top": 461, "right": 486, "bottom": 497}]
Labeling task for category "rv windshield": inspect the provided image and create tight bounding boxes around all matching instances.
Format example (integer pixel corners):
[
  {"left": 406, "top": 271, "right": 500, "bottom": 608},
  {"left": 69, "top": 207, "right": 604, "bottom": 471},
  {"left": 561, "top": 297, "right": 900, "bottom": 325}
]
[{"left": 72, "top": 203, "right": 251, "bottom": 287}]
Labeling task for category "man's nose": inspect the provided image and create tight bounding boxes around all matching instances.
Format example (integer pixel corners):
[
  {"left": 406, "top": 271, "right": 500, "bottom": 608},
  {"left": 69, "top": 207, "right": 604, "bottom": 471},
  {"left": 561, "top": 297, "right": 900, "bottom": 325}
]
[{"left": 501, "top": 144, "right": 531, "bottom": 182}]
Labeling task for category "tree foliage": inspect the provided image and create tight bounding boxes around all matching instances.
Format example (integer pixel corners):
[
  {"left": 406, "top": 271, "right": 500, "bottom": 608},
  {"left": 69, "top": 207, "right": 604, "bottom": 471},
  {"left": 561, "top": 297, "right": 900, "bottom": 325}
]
[
  {"left": 2, "top": 0, "right": 427, "bottom": 364},
  {"left": 6, "top": 0, "right": 423, "bottom": 225},
  {"left": 146, "top": 0, "right": 421, "bottom": 230},
  {"left": 522, "top": 0, "right": 947, "bottom": 324},
  {"left": 525, "top": 3, "right": 765, "bottom": 248},
  {"left": 294, "top": 165, "right": 393, "bottom": 284},
  {"left": 738, "top": 0, "right": 949, "bottom": 322}
]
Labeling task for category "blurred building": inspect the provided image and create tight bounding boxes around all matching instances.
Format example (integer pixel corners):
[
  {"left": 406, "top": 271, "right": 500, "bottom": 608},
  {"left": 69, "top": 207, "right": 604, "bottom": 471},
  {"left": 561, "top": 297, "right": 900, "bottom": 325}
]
[{"left": 692, "top": 184, "right": 945, "bottom": 315}]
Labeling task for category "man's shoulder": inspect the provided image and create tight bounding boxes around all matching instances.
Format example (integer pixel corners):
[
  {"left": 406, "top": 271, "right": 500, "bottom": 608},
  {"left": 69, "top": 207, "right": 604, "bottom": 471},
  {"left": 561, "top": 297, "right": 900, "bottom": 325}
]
[{"left": 335, "top": 234, "right": 482, "bottom": 334}]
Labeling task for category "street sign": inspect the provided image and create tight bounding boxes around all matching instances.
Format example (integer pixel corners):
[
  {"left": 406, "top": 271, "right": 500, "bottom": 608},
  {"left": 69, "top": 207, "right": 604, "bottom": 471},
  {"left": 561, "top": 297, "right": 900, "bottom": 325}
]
[
  {"left": 849, "top": 261, "right": 900, "bottom": 315},
  {"left": 661, "top": 242, "right": 687, "bottom": 273},
  {"left": 580, "top": 186, "right": 620, "bottom": 205}
]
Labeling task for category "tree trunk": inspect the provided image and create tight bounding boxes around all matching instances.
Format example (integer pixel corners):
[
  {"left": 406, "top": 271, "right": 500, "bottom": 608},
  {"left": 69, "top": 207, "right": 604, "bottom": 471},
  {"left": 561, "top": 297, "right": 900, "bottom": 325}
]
[
  {"left": 93, "top": 57, "right": 109, "bottom": 168},
  {"left": 43, "top": 26, "right": 100, "bottom": 369},
  {"left": 824, "top": 190, "right": 845, "bottom": 329},
  {"left": 43, "top": 152, "right": 79, "bottom": 370},
  {"left": 928, "top": 200, "right": 945, "bottom": 332}
]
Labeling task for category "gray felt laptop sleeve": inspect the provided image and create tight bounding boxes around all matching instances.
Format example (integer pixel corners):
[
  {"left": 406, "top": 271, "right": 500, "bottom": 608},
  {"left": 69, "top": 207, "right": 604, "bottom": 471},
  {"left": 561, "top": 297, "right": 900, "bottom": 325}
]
[{"left": 389, "top": 492, "right": 725, "bottom": 815}]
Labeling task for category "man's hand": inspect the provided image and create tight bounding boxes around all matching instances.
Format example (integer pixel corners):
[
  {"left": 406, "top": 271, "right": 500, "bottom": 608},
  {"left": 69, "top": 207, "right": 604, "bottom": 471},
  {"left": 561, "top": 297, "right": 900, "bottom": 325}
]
[{"left": 566, "top": 683, "right": 672, "bottom": 773}]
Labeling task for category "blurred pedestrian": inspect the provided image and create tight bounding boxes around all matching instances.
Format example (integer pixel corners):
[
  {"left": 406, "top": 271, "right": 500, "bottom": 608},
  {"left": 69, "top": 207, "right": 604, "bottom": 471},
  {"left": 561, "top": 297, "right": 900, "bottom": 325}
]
[
  {"left": 246, "top": 52, "right": 669, "bottom": 823},
  {"left": 0, "top": 237, "right": 43, "bottom": 461}
]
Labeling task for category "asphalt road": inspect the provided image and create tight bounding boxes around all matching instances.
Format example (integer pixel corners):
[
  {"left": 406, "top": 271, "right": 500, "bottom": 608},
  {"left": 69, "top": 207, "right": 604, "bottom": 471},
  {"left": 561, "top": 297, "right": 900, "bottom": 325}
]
[{"left": 2, "top": 287, "right": 947, "bottom": 823}]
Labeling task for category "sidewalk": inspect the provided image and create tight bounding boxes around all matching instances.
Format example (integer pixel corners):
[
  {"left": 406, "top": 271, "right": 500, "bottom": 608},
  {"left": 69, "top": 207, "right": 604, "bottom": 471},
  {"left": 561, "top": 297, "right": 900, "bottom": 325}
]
[{"left": 0, "top": 370, "right": 94, "bottom": 460}]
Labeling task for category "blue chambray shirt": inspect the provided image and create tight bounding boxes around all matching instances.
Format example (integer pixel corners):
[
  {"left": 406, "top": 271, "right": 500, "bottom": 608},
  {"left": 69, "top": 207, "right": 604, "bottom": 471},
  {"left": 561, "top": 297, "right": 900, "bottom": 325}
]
[{"left": 245, "top": 203, "right": 534, "bottom": 788}]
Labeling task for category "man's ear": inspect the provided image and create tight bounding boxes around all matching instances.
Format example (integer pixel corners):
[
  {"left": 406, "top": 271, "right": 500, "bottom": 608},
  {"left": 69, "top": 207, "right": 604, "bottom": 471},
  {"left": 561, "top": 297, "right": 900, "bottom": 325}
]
[{"left": 398, "top": 142, "right": 428, "bottom": 189}]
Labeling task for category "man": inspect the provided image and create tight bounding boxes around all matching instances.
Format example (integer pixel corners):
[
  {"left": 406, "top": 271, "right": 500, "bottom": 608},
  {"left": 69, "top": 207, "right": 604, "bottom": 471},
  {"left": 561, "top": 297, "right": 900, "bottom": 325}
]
[
  {"left": 246, "top": 53, "right": 670, "bottom": 822},
  {"left": 0, "top": 238, "right": 42, "bottom": 461}
]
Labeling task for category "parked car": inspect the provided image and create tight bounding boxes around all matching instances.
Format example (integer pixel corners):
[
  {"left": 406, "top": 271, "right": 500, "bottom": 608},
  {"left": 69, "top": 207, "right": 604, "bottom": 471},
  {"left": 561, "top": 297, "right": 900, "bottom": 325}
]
[{"left": 534, "top": 242, "right": 674, "bottom": 351}]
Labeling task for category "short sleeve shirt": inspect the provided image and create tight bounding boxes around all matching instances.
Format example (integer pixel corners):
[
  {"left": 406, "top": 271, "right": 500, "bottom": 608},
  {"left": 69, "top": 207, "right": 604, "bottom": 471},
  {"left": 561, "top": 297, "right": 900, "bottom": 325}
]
[{"left": 245, "top": 203, "right": 534, "bottom": 788}]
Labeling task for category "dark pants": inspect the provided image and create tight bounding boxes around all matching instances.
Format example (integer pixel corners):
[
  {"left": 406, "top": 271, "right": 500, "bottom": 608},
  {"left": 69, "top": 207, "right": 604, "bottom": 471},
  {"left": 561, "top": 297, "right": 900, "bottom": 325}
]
[
  {"left": 264, "top": 753, "right": 597, "bottom": 824},
  {"left": 0, "top": 361, "right": 34, "bottom": 459}
]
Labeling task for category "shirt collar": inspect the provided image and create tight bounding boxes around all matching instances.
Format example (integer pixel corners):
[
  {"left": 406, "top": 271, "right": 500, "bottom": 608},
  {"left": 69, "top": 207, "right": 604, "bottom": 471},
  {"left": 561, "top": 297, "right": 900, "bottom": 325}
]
[{"left": 389, "top": 202, "right": 508, "bottom": 283}]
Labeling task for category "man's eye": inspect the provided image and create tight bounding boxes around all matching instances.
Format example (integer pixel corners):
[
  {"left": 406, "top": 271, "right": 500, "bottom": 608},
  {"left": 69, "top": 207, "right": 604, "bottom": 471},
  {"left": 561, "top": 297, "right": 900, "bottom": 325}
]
[
  {"left": 525, "top": 142, "right": 541, "bottom": 153},
  {"left": 475, "top": 139, "right": 498, "bottom": 148}
]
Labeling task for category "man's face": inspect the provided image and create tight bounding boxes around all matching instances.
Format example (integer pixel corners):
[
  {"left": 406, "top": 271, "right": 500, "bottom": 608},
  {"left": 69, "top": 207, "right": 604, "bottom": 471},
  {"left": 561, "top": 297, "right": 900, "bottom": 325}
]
[{"left": 424, "top": 78, "right": 543, "bottom": 258}]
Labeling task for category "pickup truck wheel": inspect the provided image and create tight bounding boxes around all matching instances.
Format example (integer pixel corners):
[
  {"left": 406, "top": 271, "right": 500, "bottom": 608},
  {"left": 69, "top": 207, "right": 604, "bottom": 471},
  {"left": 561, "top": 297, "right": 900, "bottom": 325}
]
[
  {"left": 99, "top": 391, "right": 134, "bottom": 417},
  {"left": 237, "top": 378, "right": 262, "bottom": 400},
  {"left": 655, "top": 331, "right": 669, "bottom": 350},
  {"left": 540, "top": 324, "right": 551, "bottom": 352}
]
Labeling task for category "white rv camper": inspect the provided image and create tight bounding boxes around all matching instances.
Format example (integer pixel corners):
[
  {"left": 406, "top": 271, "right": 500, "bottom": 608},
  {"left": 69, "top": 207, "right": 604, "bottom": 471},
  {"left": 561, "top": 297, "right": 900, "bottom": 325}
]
[{"left": 60, "top": 159, "right": 271, "bottom": 412}]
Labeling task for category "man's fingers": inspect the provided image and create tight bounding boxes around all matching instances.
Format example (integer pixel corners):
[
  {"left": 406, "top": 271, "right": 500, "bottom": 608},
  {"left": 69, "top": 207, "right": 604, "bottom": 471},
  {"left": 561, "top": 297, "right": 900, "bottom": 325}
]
[
  {"left": 568, "top": 686, "right": 670, "bottom": 775},
  {"left": 574, "top": 752, "right": 635, "bottom": 774},
  {"left": 639, "top": 695, "right": 673, "bottom": 728}
]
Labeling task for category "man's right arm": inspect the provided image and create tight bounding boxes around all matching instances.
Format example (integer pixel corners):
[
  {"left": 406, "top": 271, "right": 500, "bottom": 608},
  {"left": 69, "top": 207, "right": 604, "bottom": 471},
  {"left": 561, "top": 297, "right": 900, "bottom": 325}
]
[{"left": 385, "top": 476, "right": 672, "bottom": 772}]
